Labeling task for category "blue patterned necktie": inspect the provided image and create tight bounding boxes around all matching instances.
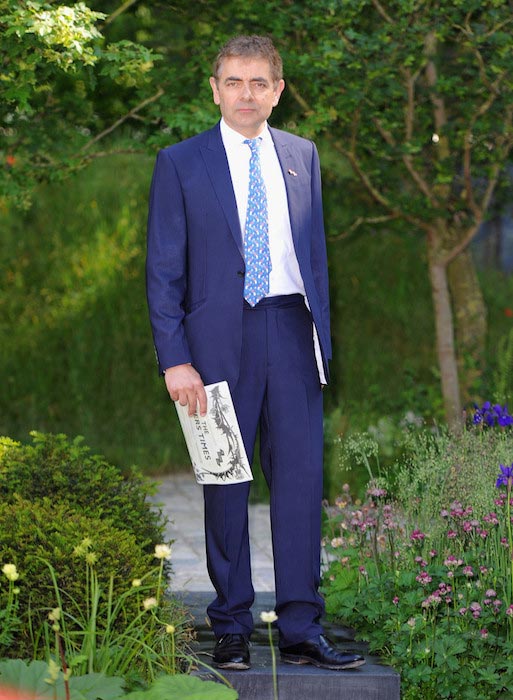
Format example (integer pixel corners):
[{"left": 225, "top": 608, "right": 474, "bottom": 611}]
[{"left": 243, "top": 137, "right": 271, "bottom": 306}]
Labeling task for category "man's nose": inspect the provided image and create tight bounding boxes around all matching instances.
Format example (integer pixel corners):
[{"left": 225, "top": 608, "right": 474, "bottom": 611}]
[{"left": 240, "top": 83, "right": 254, "bottom": 99}]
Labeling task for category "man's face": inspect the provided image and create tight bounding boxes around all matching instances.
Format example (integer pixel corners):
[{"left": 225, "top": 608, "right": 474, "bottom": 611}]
[{"left": 209, "top": 56, "right": 285, "bottom": 138}]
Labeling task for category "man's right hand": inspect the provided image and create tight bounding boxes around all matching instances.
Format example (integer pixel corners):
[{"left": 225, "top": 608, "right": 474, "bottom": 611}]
[{"left": 164, "top": 364, "right": 207, "bottom": 417}]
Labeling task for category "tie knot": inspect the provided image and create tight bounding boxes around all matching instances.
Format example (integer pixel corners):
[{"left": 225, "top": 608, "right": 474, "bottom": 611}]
[{"left": 244, "top": 137, "right": 261, "bottom": 153}]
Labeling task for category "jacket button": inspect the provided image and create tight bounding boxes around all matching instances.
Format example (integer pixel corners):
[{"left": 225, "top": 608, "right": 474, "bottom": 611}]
[{"left": 237, "top": 270, "right": 245, "bottom": 277}]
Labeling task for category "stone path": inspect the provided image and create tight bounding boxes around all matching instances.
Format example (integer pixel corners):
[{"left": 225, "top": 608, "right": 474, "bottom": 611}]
[{"left": 155, "top": 472, "right": 275, "bottom": 593}]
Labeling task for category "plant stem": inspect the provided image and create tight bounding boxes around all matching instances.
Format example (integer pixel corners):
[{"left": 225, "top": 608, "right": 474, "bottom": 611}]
[{"left": 268, "top": 622, "right": 279, "bottom": 700}]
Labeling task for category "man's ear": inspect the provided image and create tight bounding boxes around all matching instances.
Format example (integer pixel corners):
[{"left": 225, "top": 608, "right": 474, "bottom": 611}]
[
  {"left": 209, "top": 76, "right": 220, "bottom": 105},
  {"left": 273, "top": 79, "right": 285, "bottom": 106}
]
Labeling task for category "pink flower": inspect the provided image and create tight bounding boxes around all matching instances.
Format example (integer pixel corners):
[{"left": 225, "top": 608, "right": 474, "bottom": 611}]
[
  {"left": 447, "top": 529, "right": 458, "bottom": 539},
  {"left": 392, "top": 596, "right": 399, "bottom": 605},
  {"left": 485, "top": 589, "right": 497, "bottom": 597},
  {"left": 480, "top": 629, "right": 488, "bottom": 639},
  {"left": 480, "top": 566, "right": 488, "bottom": 574},
  {"left": 470, "top": 602, "right": 482, "bottom": 618},
  {"left": 479, "top": 530, "right": 488, "bottom": 539},
  {"left": 359, "top": 566, "right": 368, "bottom": 577},
  {"left": 463, "top": 521, "right": 472, "bottom": 532},
  {"left": 500, "top": 538, "right": 509, "bottom": 547},
  {"left": 416, "top": 571, "right": 432, "bottom": 586},
  {"left": 506, "top": 605, "right": 513, "bottom": 617},
  {"left": 459, "top": 607, "right": 467, "bottom": 616},
  {"left": 463, "top": 566, "right": 474, "bottom": 577},
  {"left": 483, "top": 512, "right": 499, "bottom": 525},
  {"left": 429, "top": 549, "right": 437, "bottom": 557},
  {"left": 410, "top": 529, "right": 426, "bottom": 541}
]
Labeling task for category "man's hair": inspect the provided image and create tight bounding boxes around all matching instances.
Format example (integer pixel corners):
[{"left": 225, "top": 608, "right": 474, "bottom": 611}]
[{"left": 212, "top": 35, "right": 283, "bottom": 84}]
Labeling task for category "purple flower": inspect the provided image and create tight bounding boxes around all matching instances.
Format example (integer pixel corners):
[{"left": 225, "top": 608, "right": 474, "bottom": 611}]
[
  {"left": 496, "top": 463, "right": 513, "bottom": 488},
  {"left": 473, "top": 402, "right": 513, "bottom": 428}
]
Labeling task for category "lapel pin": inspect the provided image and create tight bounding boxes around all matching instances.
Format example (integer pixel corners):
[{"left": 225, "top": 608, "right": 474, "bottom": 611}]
[{"left": 287, "top": 168, "right": 298, "bottom": 177}]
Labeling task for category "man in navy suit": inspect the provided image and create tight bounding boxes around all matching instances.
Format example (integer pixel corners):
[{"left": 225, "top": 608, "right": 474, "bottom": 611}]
[{"left": 146, "top": 35, "right": 364, "bottom": 672}]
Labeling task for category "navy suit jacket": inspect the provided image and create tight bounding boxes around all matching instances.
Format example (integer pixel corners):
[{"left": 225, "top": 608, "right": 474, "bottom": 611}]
[{"left": 146, "top": 121, "right": 331, "bottom": 388}]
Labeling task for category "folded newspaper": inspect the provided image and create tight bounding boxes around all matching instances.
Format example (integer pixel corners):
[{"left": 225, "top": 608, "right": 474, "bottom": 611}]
[{"left": 174, "top": 381, "right": 253, "bottom": 485}]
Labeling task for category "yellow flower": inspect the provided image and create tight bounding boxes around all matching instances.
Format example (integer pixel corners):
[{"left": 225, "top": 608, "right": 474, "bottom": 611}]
[
  {"left": 154, "top": 544, "right": 172, "bottom": 560},
  {"left": 44, "top": 658, "right": 60, "bottom": 684},
  {"left": 166, "top": 624, "right": 176, "bottom": 634},
  {"left": 48, "top": 607, "right": 61, "bottom": 622},
  {"left": 73, "top": 537, "right": 93, "bottom": 557},
  {"left": 85, "top": 552, "right": 98, "bottom": 566},
  {"left": 132, "top": 578, "right": 142, "bottom": 587},
  {"left": 143, "top": 596, "right": 157, "bottom": 610},
  {"left": 260, "top": 610, "right": 278, "bottom": 624},
  {"left": 2, "top": 563, "right": 19, "bottom": 581}
]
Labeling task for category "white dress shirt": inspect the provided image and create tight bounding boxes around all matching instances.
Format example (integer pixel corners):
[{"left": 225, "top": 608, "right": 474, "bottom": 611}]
[{"left": 219, "top": 118, "right": 326, "bottom": 384}]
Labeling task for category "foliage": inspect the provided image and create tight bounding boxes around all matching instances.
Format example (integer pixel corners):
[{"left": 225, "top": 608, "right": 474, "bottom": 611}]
[
  {"left": 0, "top": 431, "right": 166, "bottom": 553},
  {"left": 322, "top": 415, "right": 513, "bottom": 699},
  {"left": 0, "top": 156, "right": 189, "bottom": 470},
  {"left": 0, "top": 660, "right": 238, "bottom": 699},
  {"left": 1, "top": 0, "right": 161, "bottom": 207},
  {"left": 0, "top": 431, "right": 186, "bottom": 668},
  {"left": 0, "top": 495, "right": 163, "bottom": 659},
  {"left": 124, "top": 674, "right": 238, "bottom": 700},
  {"left": 0, "top": 659, "right": 125, "bottom": 700},
  {"left": 395, "top": 423, "right": 513, "bottom": 528}
]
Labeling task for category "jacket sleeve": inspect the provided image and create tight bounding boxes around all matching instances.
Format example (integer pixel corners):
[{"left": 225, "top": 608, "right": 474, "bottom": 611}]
[
  {"left": 310, "top": 142, "right": 332, "bottom": 360},
  {"left": 146, "top": 148, "right": 192, "bottom": 374}
]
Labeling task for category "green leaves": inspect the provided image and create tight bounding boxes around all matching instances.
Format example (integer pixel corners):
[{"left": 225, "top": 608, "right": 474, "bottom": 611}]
[
  {"left": 124, "top": 675, "right": 239, "bottom": 700},
  {"left": 0, "top": 660, "right": 125, "bottom": 700}
]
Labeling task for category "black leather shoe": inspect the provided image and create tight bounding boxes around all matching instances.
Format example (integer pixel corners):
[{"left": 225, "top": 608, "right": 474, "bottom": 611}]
[
  {"left": 280, "top": 634, "right": 365, "bottom": 670},
  {"left": 212, "top": 633, "right": 251, "bottom": 670}
]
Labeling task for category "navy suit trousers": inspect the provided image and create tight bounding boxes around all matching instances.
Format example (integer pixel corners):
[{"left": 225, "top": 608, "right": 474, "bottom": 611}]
[{"left": 203, "top": 294, "right": 325, "bottom": 647}]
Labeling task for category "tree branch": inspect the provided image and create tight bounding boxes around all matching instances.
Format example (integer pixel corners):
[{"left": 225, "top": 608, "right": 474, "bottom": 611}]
[
  {"left": 371, "top": 0, "right": 395, "bottom": 24},
  {"left": 104, "top": 0, "right": 140, "bottom": 26},
  {"left": 328, "top": 214, "right": 401, "bottom": 241},
  {"left": 443, "top": 105, "right": 513, "bottom": 266},
  {"left": 80, "top": 87, "right": 164, "bottom": 152},
  {"left": 285, "top": 80, "right": 314, "bottom": 116},
  {"left": 372, "top": 116, "right": 437, "bottom": 205}
]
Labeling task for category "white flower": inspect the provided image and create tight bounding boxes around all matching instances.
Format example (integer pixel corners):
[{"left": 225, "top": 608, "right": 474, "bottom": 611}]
[
  {"left": 143, "top": 596, "right": 158, "bottom": 610},
  {"left": 260, "top": 610, "right": 278, "bottom": 624},
  {"left": 166, "top": 624, "right": 176, "bottom": 634},
  {"left": 154, "top": 544, "right": 172, "bottom": 560},
  {"left": 432, "top": 133, "right": 440, "bottom": 144},
  {"left": 132, "top": 578, "right": 142, "bottom": 587},
  {"left": 2, "top": 563, "right": 19, "bottom": 581}
]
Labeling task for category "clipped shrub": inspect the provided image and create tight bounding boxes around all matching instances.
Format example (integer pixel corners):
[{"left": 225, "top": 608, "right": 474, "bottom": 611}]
[
  {"left": 0, "top": 495, "right": 158, "bottom": 657},
  {"left": 0, "top": 431, "right": 185, "bottom": 669},
  {"left": 0, "top": 432, "right": 166, "bottom": 553}
]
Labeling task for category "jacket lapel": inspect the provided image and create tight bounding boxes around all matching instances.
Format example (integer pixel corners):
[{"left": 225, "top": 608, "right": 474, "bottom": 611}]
[
  {"left": 270, "top": 127, "right": 303, "bottom": 250},
  {"left": 201, "top": 124, "right": 244, "bottom": 258}
]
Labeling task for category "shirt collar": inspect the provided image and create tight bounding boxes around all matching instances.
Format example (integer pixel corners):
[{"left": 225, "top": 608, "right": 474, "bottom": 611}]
[{"left": 220, "top": 118, "right": 272, "bottom": 148}]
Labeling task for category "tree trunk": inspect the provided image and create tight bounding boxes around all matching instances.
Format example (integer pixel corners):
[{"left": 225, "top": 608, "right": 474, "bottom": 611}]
[
  {"left": 447, "top": 248, "right": 487, "bottom": 403},
  {"left": 427, "top": 250, "right": 462, "bottom": 429}
]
